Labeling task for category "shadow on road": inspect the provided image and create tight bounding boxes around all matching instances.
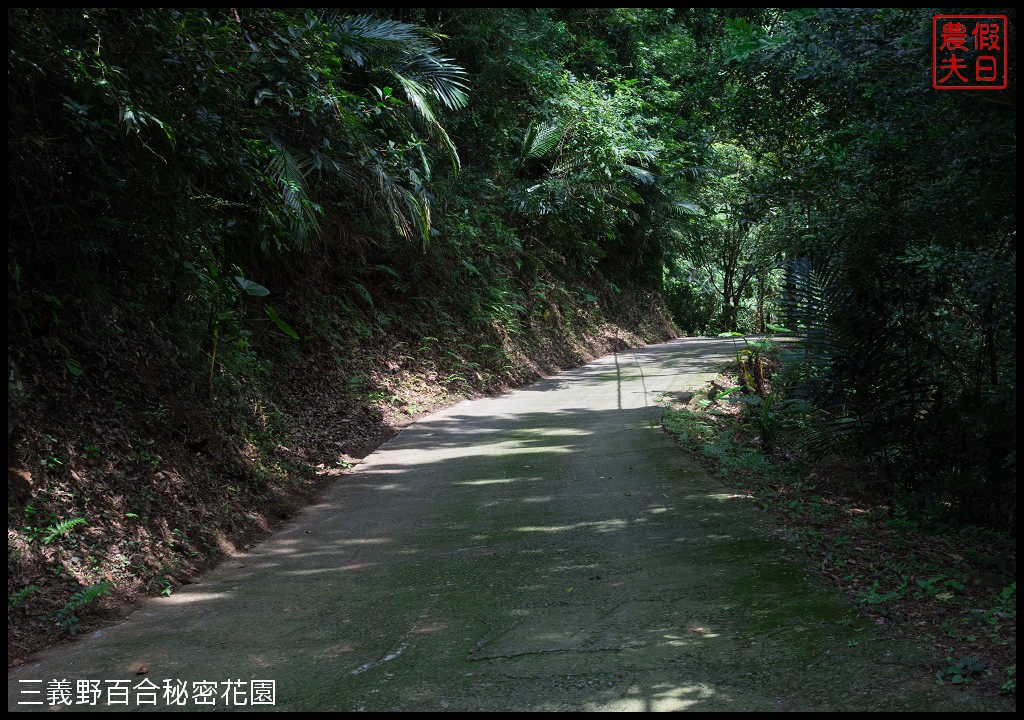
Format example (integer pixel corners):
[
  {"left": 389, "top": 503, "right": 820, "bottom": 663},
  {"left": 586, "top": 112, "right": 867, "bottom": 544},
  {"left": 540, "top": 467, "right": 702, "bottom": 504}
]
[{"left": 8, "top": 339, "right": 993, "bottom": 712}]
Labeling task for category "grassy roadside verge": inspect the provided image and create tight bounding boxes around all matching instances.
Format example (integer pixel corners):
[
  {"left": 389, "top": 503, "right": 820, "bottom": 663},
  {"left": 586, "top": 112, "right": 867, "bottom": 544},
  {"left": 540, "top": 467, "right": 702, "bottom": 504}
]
[{"left": 659, "top": 358, "right": 1016, "bottom": 706}]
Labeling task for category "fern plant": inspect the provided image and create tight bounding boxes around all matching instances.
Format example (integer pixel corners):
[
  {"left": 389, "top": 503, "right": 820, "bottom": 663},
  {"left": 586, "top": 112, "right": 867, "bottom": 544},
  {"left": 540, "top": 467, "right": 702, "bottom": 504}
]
[
  {"left": 9, "top": 585, "right": 41, "bottom": 608},
  {"left": 42, "top": 517, "right": 87, "bottom": 545},
  {"left": 55, "top": 581, "right": 113, "bottom": 636}
]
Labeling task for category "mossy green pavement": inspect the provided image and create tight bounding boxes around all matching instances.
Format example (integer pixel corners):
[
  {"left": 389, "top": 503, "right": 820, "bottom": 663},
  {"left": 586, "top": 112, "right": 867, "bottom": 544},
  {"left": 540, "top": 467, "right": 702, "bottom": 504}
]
[{"left": 7, "top": 338, "right": 1007, "bottom": 711}]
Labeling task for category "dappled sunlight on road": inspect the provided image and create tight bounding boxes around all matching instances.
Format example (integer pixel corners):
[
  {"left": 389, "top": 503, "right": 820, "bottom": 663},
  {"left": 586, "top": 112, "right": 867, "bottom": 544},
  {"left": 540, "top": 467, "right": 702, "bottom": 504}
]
[
  {"left": 155, "top": 591, "right": 234, "bottom": 606},
  {"left": 454, "top": 477, "right": 539, "bottom": 486},
  {"left": 515, "top": 519, "right": 629, "bottom": 534},
  {"left": 279, "top": 562, "right": 377, "bottom": 576},
  {"left": 9, "top": 337, "right": 973, "bottom": 712},
  {"left": 601, "top": 682, "right": 717, "bottom": 712}
]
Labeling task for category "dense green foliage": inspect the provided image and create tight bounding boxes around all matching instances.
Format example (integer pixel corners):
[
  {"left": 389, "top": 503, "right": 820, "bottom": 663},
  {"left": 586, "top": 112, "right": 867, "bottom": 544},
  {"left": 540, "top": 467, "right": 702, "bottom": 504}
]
[
  {"left": 7, "top": 5, "right": 1016, "bottom": 545},
  {"left": 721, "top": 9, "right": 1016, "bottom": 530},
  {"left": 8, "top": 8, "right": 681, "bottom": 379}
]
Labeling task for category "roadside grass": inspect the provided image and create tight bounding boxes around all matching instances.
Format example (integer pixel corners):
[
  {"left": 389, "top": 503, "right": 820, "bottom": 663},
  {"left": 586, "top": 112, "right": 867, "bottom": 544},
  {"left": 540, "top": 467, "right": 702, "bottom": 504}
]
[{"left": 660, "top": 368, "right": 1016, "bottom": 703}]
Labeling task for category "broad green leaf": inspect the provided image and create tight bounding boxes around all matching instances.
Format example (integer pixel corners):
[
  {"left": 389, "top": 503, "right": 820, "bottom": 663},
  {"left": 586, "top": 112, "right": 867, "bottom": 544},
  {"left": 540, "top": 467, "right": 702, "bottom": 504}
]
[
  {"left": 265, "top": 304, "right": 299, "bottom": 340},
  {"left": 234, "top": 276, "right": 270, "bottom": 296},
  {"left": 65, "top": 358, "right": 84, "bottom": 378}
]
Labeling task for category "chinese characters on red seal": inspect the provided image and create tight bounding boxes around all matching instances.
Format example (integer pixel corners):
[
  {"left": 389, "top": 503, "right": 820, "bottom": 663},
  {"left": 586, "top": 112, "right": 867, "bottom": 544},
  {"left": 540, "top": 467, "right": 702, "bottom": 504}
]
[{"left": 933, "top": 15, "right": 1008, "bottom": 90}]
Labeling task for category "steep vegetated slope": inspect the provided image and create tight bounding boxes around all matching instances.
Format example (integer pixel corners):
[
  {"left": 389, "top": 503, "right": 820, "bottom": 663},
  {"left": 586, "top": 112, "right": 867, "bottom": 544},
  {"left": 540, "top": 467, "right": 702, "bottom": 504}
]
[{"left": 7, "top": 8, "right": 679, "bottom": 661}]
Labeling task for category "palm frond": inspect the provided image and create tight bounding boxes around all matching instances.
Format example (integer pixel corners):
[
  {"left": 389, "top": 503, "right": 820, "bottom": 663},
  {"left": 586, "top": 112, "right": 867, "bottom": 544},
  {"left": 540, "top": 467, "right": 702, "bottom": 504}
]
[
  {"left": 607, "top": 183, "right": 643, "bottom": 205},
  {"left": 669, "top": 200, "right": 703, "bottom": 217},
  {"left": 550, "top": 157, "right": 588, "bottom": 177},
  {"left": 782, "top": 253, "right": 944, "bottom": 473},
  {"left": 622, "top": 164, "right": 655, "bottom": 185},
  {"left": 392, "top": 72, "right": 438, "bottom": 124},
  {"left": 326, "top": 15, "right": 436, "bottom": 65},
  {"left": 364, "top": 161, "right": 432, "bottom": 249},
  {"left": 324, "top": 14, "right": 469, "bottom": 120},
  {"left": 397, "top": 54, "right": 469, "bottom": 111},
  {"left": 522, "top": 119, "right": 566, "bottom": 159},
  {"left": 674, "top": 165, "right": 710, "bottom": 182},
  {"left": 782, "top": 254, "right": 847, "bottom": 367},
  {"left": 432, "top": 122, "right": 460, "bottom": 174},
  {"left": 264, "top": 132, "right": 321, "bottom": 249},
  {"left": 395, "top": 185, "right": 431, "bottom": 249}
]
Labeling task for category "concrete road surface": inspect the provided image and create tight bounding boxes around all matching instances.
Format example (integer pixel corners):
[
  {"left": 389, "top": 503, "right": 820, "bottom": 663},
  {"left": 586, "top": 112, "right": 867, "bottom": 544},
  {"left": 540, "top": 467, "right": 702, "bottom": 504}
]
[{"left": 8, "top": 338, "right": 1004, "bottom": 711}]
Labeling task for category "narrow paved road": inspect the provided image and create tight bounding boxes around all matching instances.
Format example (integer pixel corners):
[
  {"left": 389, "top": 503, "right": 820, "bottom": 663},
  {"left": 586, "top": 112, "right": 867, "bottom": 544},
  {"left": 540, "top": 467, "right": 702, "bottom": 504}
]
[{"left": 8, "top": 339, "right": 1000, "bottom": 711}]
